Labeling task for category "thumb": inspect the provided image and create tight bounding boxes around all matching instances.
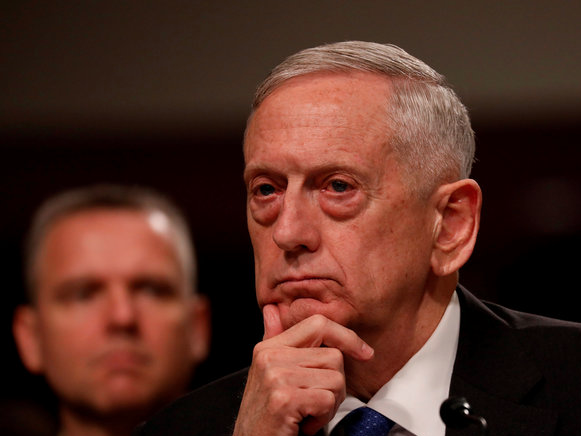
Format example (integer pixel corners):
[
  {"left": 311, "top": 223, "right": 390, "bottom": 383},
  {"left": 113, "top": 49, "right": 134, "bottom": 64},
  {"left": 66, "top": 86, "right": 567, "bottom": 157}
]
[{"left": 262, "top": 304, "right": 284, "bottom": 340}]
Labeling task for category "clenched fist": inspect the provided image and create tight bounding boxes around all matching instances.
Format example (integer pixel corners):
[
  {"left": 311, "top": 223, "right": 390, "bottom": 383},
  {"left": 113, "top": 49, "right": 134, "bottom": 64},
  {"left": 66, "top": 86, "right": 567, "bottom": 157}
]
[{"left": 233, "top": 304, "right": 374, "bottom": 436}]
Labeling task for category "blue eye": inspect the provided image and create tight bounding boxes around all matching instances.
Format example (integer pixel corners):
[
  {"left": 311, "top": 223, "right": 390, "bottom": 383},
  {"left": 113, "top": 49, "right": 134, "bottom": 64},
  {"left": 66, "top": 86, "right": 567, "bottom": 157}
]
[
  {"left": 330, "top": 180, "right": 349, "bottom": 192},
  {"left": 259, "top": 184, "right": 276, "bottom": 196}
]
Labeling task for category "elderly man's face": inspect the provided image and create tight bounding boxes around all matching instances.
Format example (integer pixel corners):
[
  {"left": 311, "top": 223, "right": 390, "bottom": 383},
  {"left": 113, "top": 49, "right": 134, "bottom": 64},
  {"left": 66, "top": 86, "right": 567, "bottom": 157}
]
[
  {"left": 19, "top": 209, "right": 208, "bottom": 418},
  {"left": 244, "top": 72, "right": 438, "bottom": 342}
]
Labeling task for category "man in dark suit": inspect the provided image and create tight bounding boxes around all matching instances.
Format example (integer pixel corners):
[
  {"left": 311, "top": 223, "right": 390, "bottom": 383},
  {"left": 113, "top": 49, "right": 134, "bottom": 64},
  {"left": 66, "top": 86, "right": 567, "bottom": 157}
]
[{"left": 134, "top": 41, "right": 581, "bottom": 436}]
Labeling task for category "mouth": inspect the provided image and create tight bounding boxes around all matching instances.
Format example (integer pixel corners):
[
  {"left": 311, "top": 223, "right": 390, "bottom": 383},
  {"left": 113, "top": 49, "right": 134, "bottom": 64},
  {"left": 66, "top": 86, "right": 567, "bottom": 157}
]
[
  {"left": 276, "top": 276, "right": 338, "bottom": 292},
  {"left": 279, "top": 276, "right": 329, "bottom": 284},
  {"left": 275, "top": 272, "right": 339, "bottom": 285},
  {"left": 260, "top": 275, "right": 340, "bottom": 308},
  {"left": 92, "top": 349, "right": 151, "bottom": 372}
]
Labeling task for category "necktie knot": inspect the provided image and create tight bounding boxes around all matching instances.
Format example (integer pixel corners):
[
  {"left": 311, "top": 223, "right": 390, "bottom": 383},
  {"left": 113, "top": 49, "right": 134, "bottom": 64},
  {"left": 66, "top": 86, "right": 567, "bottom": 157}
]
[{"left": 331, "top": 406, "right": 395, "bottom": 436}]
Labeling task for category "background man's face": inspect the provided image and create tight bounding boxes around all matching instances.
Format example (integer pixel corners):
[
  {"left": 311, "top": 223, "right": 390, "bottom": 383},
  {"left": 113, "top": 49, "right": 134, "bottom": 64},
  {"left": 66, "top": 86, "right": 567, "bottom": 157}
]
[
  {"left": 27, "top": 209, "right": 205, "bottom": 416},
  {"left": 244, "top": 72, "right": 437, "bottom": 343}
]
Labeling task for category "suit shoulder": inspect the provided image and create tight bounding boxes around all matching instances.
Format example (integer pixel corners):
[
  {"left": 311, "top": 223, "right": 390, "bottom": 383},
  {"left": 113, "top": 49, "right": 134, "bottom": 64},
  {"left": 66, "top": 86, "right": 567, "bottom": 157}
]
[
  {"left": 485, "top": 300, "right": 581, "bottom": 334},
  {"left": 484, "top": 300, "right": 581, "bottom": 362},
  {"left": 133, "top": 368, "right": 249, "bottom": 436}
]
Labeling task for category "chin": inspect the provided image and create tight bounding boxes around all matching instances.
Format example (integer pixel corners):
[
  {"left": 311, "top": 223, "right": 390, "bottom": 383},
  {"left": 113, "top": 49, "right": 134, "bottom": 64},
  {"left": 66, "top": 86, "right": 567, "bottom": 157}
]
[
  {"left": 90, "top": 390, "right": 159, "bottom": 417},
  {"left": 284, "top": 298, "right": 352, "bottom": 329},
  {"left": 93, "top": 377, "right": 153, "bottom": 404}
]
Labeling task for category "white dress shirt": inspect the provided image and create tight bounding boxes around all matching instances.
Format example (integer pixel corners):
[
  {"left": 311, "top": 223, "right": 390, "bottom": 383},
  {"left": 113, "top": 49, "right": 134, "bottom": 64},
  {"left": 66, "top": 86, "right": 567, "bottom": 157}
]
[{"left": 326, "top": 291, "right": 460, "bottom": 436}]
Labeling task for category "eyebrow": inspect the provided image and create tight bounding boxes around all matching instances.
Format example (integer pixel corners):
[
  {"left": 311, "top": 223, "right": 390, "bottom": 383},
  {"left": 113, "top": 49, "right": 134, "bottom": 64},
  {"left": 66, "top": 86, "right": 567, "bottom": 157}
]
[{"left": 244, "top": 160, "right": 376, "bottom": 181}]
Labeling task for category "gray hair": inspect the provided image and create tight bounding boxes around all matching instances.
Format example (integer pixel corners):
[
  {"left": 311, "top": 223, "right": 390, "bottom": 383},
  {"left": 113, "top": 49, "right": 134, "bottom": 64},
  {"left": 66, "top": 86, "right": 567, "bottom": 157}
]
[
  {"left": 249, "top": 41, "right": 475, "bottom": 196},
  {"left": 25, "top": 184, "right": 197, "bottom": 303}
]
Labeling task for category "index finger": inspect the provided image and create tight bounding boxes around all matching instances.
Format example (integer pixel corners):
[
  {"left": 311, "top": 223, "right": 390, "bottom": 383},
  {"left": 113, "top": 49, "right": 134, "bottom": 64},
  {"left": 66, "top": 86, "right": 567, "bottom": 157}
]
[
  {"left": 263, "top": 303, "right": 284, "bottom": 340},
  {"left": 271, "top": 314, "right": 374, "bottom": 361}
]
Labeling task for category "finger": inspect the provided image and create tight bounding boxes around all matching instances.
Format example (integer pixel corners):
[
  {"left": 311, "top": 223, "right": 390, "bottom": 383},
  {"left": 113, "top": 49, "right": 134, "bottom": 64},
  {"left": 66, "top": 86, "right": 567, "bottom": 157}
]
[
  {"left": 273, "top": 367, "right": 346, "bottom": 399},
  {"left": 263, "top": 303, "right": 284, "bottom": 339},
  {"left": 297, "top": 388, "right": 341, "bottom": 436},
  {"left": 276, "top": 314, "right": 374, "bottom": 361},
  {"left": 255, "top": 344, "right": 346, "bottom": 370}
]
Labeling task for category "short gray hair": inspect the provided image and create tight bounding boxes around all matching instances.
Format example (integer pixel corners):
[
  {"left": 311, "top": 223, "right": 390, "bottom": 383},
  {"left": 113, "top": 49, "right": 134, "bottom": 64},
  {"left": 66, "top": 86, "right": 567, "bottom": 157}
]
[
  {"left": 25, "top": 184, "right": 197, "bottom": 303},
  {"left": 249, "top": 41, "right": 475, "bottom": 196}
]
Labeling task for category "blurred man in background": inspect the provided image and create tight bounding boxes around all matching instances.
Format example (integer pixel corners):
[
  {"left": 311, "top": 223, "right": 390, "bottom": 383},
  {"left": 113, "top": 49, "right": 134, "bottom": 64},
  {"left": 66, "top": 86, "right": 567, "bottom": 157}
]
[{"left": 13, "top": 184, "right": 210, "bottom": 436}]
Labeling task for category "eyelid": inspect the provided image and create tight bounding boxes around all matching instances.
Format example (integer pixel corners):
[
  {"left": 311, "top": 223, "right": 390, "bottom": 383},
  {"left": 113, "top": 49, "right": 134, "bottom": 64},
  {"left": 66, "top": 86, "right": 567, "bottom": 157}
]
[
  {"left": 322, "top": 174, "right": 357, "bottom": 192},
  {"left": 248, "top": 175, "right": 284, "bottom": 196},
  {"left": 55, "top": 279, "right": 100, "bottom": 300},
  {"left": 250, "top": 182, "right": 275, "bottom": 197}
]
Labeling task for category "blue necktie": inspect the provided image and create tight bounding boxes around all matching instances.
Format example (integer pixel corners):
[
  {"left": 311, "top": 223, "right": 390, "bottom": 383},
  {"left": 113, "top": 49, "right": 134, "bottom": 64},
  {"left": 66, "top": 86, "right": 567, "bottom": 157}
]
[{"left": 331, "top": 406, "right": 395, "bottom": 436}]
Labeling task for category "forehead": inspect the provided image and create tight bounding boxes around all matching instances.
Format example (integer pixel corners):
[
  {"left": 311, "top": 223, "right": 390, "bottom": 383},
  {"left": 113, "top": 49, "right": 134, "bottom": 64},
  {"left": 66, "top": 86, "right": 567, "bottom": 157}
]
[
  {"left": 257, "top": 70, "right": 392, "bottom": 114},
  {"left": 244, "top": 72, "right": 394, "bottom": 165},
  {"left": 36, "top": 209, "right": 181, "bottom": 281},
  {"left": 44, "top": 208, "right": 171, "bottom": 243}
]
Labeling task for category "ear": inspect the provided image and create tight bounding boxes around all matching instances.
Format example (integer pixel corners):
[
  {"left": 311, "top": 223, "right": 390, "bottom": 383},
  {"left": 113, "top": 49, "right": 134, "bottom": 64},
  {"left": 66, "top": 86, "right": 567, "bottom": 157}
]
[
  {"left": 186, "top": 294, "right": 211, "bottom": 365},
  {"left": 430, "top": 179, "right": 482, "bottom": 277},
  {"left": 12, "top": 305, "right": 45, "bottom": 374}
]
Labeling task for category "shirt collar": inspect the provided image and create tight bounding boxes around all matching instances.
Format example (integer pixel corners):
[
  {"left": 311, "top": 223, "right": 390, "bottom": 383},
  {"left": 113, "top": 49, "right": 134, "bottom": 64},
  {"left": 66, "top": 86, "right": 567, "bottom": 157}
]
[{"left": 327, "top": 291, "right": 460, "bottom": 436}]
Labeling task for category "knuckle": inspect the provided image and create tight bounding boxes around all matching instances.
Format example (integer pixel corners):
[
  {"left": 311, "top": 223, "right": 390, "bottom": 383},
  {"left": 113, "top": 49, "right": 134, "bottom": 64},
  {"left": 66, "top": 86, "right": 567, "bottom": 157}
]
[
  {"left": 252, "top": 342, "right": 265, "bottom": 358},
  {"left": 331, "top": 371, "right": 347, "bottom": 396},
  {"left": 263, "top": 366, "right": 285, "bottom": 386},
  {"left": 318, "top": 389, "right": 337, "bottom": 410},
  {"left": 267, "top": 388, "right": 293, "bottom": 412},
  {"left": 309, "top": 313, "right": 329, "bottom": 330},
  {"left": 252, "top": 344, "right": 274, "bottom": 369},
  {"left": 326, "top": 347, "right": 344, "bottom": 364}
]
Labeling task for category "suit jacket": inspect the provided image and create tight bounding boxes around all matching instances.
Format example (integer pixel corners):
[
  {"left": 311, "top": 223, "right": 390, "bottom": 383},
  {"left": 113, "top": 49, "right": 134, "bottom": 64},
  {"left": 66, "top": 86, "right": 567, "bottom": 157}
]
[{"left": 134, "top": 286, "right": 581, "bottom": 436}]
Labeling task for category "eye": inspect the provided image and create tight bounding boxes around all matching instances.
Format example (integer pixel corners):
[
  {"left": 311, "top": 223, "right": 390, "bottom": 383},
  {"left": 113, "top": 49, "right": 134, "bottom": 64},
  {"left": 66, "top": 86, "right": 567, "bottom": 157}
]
[
  {"left": 323, "top": 177, "right": 354, "bottom": 194},
  {"left": 247, "top": 177, "right": 283, "bottom": 225},
  {"left": 329, "top": 179, "right": 350, "bottom": 193},
  {"left": 55, "top": 280, "right": 101, "bottom": 303},
  {"left": 319, "top": 175, "right": 365, "bottom": 219},
  {"left": 133, "top": 278, "right": 178, "bottom": 299},
  {"left": 71, "top": 286, "right": 98, "bottom": 302},
  {"left": 258, "top": 183, "right": 276, "bottom": 196}
]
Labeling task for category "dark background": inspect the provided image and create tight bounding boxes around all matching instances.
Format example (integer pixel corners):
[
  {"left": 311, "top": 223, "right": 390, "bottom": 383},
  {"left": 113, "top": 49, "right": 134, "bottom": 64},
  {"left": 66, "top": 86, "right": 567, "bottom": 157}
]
[{"left": 1, "top": 1, "right": 580, "bottom": 433}]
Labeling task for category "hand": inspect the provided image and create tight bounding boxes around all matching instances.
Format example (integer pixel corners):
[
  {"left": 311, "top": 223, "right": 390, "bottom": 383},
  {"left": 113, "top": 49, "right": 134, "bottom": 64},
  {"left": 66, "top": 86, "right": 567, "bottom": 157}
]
[{"left": 233, "top": 305, "right": 374, "bottom": 436}]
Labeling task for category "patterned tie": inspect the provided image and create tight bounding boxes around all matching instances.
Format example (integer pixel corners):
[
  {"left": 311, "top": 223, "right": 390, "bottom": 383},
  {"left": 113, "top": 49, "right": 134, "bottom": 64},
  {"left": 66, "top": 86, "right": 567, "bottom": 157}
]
[{"left": 331, "top": 406, "right": 395, "bottom": 436}]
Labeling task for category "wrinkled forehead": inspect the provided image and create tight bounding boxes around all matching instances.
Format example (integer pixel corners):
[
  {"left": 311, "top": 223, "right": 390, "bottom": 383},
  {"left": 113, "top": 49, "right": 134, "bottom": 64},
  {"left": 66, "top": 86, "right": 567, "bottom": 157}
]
[{"left": 244, "top": 71, "right": 394, "bottom": 159}]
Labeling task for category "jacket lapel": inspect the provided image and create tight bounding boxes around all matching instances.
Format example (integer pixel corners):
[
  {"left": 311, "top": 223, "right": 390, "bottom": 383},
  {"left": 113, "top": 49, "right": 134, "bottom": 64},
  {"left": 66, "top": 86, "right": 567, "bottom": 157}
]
[{"left": 447, "top": 287, "right": 558, "bottom": 436}]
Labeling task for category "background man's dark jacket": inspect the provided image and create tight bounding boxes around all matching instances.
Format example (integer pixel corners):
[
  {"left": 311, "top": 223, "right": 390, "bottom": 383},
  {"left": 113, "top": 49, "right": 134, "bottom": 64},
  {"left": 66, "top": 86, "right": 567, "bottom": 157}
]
[{"left": 134, "top": 286, "right": 581, "bottom": 436}]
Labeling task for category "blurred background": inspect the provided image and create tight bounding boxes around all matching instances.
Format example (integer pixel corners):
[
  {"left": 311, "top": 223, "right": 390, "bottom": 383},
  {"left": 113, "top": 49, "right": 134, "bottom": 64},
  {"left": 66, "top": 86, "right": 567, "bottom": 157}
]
[{"left": 1, "top": 0, "right": 580, "bottom": 432}]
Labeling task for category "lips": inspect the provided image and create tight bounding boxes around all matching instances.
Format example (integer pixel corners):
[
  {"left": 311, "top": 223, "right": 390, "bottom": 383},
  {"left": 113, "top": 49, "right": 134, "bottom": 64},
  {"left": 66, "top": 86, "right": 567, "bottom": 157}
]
[
  {"left": 273, "top": 271, "right": 338, "bottom": 286},
  {"left": 268, "top": 275, "right": 339, "bottom": 302},
  {"left": 276, "top": 274, "right": 336, "bottom": 288},
  {"left": 279, "top": 275, "right": 327, "bottom": 284},
  {"left": 91, "top": 348, "right": 151, "bottom": 372}
]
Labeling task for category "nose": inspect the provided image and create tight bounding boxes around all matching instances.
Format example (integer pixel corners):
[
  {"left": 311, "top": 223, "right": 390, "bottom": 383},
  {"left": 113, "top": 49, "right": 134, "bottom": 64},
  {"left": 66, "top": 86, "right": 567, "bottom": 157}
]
[
  {"left": 106, "top": 285, "right": 138, "bottom": 333},
  {"left": 272, "top": 188, "right": 321, "bottom": 253}
]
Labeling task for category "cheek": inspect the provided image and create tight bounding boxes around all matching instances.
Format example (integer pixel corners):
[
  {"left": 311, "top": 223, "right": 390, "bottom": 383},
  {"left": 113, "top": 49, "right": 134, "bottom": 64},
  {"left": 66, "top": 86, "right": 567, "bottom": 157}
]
[
  {"left": 138, "top": 305, "right": 191, "bottom": 351},
  {"left": 36, "top": 320, "right": 98, "bottom": 381},
  {"left": 331, "top": 214, "right": 405, "bottom": 286},
  {"left": 40, "top": 311, "right": 100, "bottom": 351},
  {"left": 248, "top": 197, "right": 280, "bottom": 226},
  {"left": 248, "top": 226, "right": 275, "bottom": 272}
]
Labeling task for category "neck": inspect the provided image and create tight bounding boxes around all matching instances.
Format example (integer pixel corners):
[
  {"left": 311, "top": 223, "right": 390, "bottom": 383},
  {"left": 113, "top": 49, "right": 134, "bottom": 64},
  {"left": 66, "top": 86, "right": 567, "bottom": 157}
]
[
  {"left": 345, "top": 275, "right": 457, "bottom": 401},
  {"left": 59, "top": 406, "right": 146, "bottom": 436}
]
